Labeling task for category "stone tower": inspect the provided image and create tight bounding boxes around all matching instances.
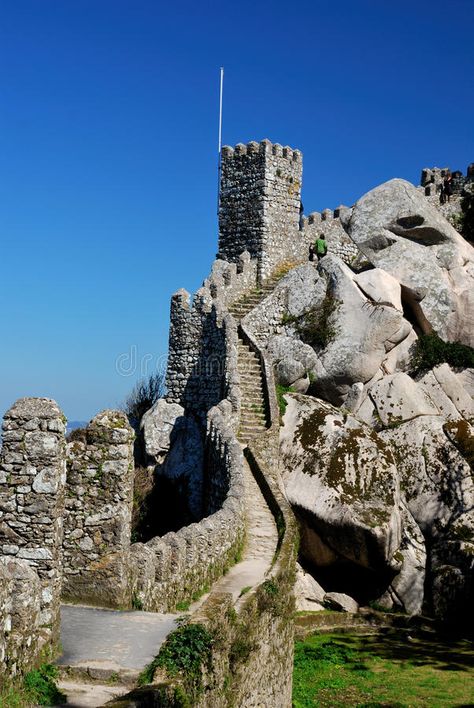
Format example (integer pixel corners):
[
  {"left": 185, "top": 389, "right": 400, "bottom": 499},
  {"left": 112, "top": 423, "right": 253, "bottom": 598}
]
[{"left": 218, "top": 139, "right": 303, "bottom": 281}]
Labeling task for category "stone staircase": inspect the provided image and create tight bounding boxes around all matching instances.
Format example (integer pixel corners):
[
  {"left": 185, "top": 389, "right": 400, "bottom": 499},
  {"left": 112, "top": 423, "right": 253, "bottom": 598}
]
[
  {"left": 228, "top": 273, "right": 281, "bottom": 320},
  {"left": 237, "top": 339, "right": 268, "bottom": 444}
]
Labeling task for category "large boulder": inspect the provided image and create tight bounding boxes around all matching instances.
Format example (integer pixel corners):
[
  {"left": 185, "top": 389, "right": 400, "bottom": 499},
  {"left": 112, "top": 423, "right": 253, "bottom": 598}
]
[
  {"left": 323, "top": 592, "right": 359, "bottom": 613},
  {"left": 141, "top": 399, "right": 184, "bottom": 460},
  {"left": 308, "top": 256, "right": 412, "bottom": 403},
  {"left": 348, "top": 178, "right": 474, "bottom": 346},
  {"left": 353, "top": 268, "right": 403, "bottom": 311},
  {"left": 380, "top": 415, "right": 474, "bottom": 539},
  {"left": 267, "top": 335, "right": 319, "bottom": 376},
  {"left": 387, "top": 503, "right": 426, "bottom": 616},
  {"left": 294, "top": 563, "right": 326, "bottom": 612},
  {"left": 368, "top": 372, "right": 439, "bottom": 425},
  {"left": 160, "top": 414, "right": 204, "bottom": 518},
  {"left": 280, "top": 394, "right": 402, "bottom": 574}
]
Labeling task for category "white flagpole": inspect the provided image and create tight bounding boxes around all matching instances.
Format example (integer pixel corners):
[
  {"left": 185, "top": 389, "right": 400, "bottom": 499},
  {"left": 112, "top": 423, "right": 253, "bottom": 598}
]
[{"left": 217, "top": 67, "right": 224, "bottom": 219}]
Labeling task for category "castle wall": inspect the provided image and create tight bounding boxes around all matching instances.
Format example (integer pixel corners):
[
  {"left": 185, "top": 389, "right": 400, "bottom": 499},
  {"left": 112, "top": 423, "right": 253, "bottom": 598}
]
[
  {"left": 0, "top": 398, "right": 66, "bottom": 648},
  {"left": 129, "top": 402, "right": 246, "bottom": 612},
  {"left": 166, "top": 288, "right": 240, "bottom": 417},
  {"left": 301, "top": 208, "right": 359, "bottom": 264},
  {"left": 62, "top": 410, "right": 135, "bottom": 608}
]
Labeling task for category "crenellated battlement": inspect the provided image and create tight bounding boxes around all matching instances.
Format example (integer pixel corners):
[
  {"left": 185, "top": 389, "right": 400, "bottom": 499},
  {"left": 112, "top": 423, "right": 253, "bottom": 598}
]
[
  {"left": 221, "top": 138, "right": 302, "bottom": 162},
  {"left": 421, "top": 162, "right": 474, "bottom": 196}
]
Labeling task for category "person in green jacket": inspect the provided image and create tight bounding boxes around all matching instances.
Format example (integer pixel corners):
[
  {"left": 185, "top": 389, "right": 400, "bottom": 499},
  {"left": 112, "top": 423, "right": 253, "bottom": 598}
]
[{"left": 314, "top": 235, "right": 328, "bottom": 261}]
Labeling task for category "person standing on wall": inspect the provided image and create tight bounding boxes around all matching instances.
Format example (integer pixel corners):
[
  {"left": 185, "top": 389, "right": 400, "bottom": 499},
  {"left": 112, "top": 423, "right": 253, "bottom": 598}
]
[
  {"left": 314, "top": 234, "right": 328, "bottom": 261},
  {"left": 443, "top": 172, "right": 453, "bottom": 203}
]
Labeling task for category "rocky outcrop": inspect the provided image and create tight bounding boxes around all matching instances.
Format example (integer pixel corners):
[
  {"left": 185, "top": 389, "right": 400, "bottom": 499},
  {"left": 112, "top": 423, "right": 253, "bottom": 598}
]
[
  {"left": 141, "top": 399, "right": 185, "bottom": 460},
  {"left": 260, "top": 178, "right": 474, "bottom": 622},
  {"left": 347, "top": 178, "right": 474, "bottom": 346},
  {"left": 141, "top": 399, "right": 205, "bottom": 520},
  {"left": 280, "top": 395, "right": 406, "bottom": 600}
]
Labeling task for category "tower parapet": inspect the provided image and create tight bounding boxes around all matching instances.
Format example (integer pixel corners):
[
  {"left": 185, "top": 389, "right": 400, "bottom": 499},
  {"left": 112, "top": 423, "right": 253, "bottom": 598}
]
[{"left": 218, "top": 139, "right": 304, "bottom": 281}]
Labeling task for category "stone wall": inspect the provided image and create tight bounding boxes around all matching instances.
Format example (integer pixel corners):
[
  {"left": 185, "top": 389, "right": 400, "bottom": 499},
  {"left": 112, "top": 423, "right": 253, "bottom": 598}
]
[
  {"left": 62, "top": 410, "right": 135, "bottom": 608},
  {"left": 219, "top": 139, "right": 306, "bottom": 281},
  {"left": 0, "top": 557, "right": 43, "bottom": 681},
  {"left": 166, "top": 287, "right": 241, "bottom": 419},
  {"left": 113, "top": 432, "right": 298, "bottom": 708},
  {"left": 301, "top": 208, "right": 359, "bottom": 265},
  {"left": 129, "top": 402, "right": 246, "bottom": 612},
  {"left": 204, "top": 250, "right": 258, "bottom": 307},
  {"left": 421, "top": 162, "right": 474, "bottom": 195},
  {"left": 0, "top": 398, "right": 66, "bottom": 648}
]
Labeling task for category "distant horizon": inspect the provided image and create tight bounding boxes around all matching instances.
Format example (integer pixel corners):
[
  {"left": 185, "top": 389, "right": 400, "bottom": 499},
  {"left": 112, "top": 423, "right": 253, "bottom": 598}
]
[{"left": 1, "top": 0, "right": 473, "bottom": 421}]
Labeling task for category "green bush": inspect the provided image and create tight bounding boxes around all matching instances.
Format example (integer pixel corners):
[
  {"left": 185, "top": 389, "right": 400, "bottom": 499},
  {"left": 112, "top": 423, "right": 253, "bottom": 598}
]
[
  {"left": 295, "top": 295, "right": 340, "bottom": 349},
  {"left": 139, "top": 621, "right": 214, "bottom": 700},
  {"left": 23, "top": 664, "right": 65, "bottom": 706},
  {"left": 410, "top": 332, "right": 474, "bottom": 372},
  {"left": 276, "top": 384, "right": 294, "bottom": 416}
]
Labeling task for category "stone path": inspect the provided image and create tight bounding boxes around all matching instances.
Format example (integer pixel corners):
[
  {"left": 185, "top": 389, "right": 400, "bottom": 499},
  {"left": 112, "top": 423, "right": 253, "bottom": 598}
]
[
  {"left": 57, "top": 605, "right": 178, "bottom": 706},
  {"left": 203, "top": 456, "right": 278, "bottom": 608}
]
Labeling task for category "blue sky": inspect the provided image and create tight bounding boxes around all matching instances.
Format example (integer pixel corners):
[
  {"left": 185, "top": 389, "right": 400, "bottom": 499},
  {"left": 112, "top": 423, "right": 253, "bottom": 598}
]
[{"left": 1, "top": 0, "right": 473, "bottom": 421}]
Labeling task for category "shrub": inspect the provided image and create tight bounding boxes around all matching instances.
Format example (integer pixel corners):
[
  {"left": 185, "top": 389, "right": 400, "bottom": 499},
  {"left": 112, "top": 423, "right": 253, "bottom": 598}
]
[
  {"left": 410, "top": 332, "right": 474, "bottom": 373},
  {"left": 294, "top": 295, "right": 340, "bottom": 350},
  {"left": 23, "top": 664, "right": 65, "bottom": 705},
  {"left": 276, "top": 384, "right": 294, "bottom": 416},
  {"left": 122, "top": 372, "right": 165, "bottom": 425},
  {"left": 139, "top": 621, "right": 214, "bottom": 700}
]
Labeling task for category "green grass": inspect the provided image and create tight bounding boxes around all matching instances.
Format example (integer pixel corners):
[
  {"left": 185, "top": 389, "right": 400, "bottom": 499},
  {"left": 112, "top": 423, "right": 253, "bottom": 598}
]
[
  {"left": 0, "top": 664, "right": 66, "bottom": 707},
  {"left": 293, "top": 631, "right": 474, "bottom": 707}
]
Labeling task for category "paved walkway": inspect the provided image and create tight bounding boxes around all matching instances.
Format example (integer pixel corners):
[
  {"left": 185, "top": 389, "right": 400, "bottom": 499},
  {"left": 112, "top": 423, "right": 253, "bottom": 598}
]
[
  {"left": 57, "top": 605, "right": 178, "bottom": 706},
  {"left": 205, "top": 456, "right": 278, "bottom": 607}
]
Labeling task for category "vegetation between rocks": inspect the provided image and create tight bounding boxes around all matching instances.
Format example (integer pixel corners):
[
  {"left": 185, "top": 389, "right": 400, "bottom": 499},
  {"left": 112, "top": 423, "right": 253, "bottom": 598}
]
[
  {"left": 0, "top": 664, "right": 65, "bottom": 707},
  {"left": 138, "top": 620, "right": 214, "bottom": 703},
  {"left": 410, "top": 332, "right": 474, "bottom": 372},
  {"left": 276, "top": 383, "right": 294, "bottom": 416}
]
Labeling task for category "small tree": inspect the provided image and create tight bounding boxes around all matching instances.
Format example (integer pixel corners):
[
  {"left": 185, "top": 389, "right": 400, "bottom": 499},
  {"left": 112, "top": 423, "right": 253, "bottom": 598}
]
[{"left": 122, "top": 372, "right": 165, "bottom": 425}]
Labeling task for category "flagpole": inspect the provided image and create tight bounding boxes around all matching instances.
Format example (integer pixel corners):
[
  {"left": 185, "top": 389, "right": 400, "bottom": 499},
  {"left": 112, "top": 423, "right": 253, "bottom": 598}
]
[{"left": 217, "top": 67, "right": 224, "bottom": 220}]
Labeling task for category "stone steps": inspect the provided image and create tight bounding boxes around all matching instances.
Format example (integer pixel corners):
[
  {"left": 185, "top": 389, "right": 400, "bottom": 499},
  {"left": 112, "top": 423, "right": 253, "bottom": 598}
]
[
  {"left": 229, "top": 278, "right": 281, "bottom": 321},
  {"left": 237, "top": 337, "right": 269, "bottom": 444}
]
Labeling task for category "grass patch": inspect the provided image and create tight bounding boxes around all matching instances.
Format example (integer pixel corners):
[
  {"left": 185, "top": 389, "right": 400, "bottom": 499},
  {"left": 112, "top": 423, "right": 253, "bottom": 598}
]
[
  {"left": 293, "top": 631, "right": 474, "bottom": 707},
  {"left": 410, "top": 332, "right": 474, "bottom": 373},
  {"left": 276, "top": 384, "right": 294, "bottom": 417},
  {"left": 0, "top": 664, "right": 66, "bottom": 707}
]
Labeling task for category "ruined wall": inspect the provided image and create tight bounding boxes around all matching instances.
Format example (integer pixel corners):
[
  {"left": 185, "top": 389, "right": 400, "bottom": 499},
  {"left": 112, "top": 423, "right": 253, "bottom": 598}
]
[
  {"left": 129, "top": 402, "right": 246, "bottom": 612},
  {"left": 166, "top": 288, "right": 241, "bottom": 417},
  {"left": 219, "top": 139, "right": 306, "bottom": 281},
  {"left": 62, "top": 410, "right": 135, "bottom": 608},
  {"left": 204, "top": 250, "right": 258, "bottom": 307},
  {"left": 0, "top": 398, "right": 66, "bottom": 650},
  {"left": 0, "top": 558, "right": 42, "bottom": 681}
]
